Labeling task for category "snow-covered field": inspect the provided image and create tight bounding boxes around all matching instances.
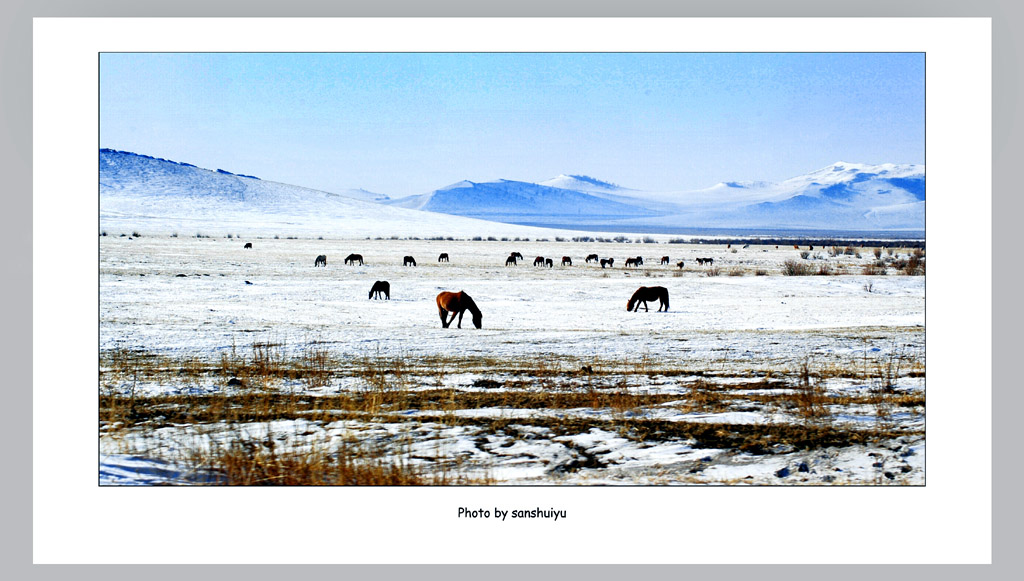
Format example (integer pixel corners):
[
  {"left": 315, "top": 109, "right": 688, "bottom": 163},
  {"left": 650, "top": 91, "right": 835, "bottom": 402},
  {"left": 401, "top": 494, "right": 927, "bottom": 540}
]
[{"left": 100, "top": 235, "right": 925, "bottom": 485}]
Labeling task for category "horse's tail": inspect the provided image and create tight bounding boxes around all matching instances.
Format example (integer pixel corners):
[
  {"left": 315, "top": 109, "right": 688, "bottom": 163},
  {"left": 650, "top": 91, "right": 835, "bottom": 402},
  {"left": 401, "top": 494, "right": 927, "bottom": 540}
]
[{"left": 662, "top": 288, "right": 670, "bottom": 311}]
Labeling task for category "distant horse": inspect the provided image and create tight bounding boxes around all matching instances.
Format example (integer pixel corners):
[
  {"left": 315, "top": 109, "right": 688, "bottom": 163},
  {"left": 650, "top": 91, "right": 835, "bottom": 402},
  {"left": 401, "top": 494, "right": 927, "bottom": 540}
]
[
  {"left": 635, "top": 256, "right": 644, "bottom": 266},
  {"left": 585, "top": 254, "right": 599, "bottom": 263},
  {"left": 696, "top": 257, "right": 714, "bottom": 266},
  {"left": 676, "top": 261, "right": 685, "bottom": 269},
  {"left": 436, "top": 291, "right": 482, "bottom": 329},
  {"left": 404, "top": 255, "right": 417, "bottom": 267},
  {"left": 505, "top": 255, "right": 518, "bottom": 266},
  {"left": 243, "top": 242, "right": 253, "bottom": 249},
  {"left": 369, "top": 280, "right": 390, "bottom": 300},
  {"left": 600, "top": 258, "right": 614, "bottom": 268},
  {"left": 545, "top": 258, "right": 553, "bottom": 268},
  {"left": 438, "top": 253, "right": 449, "bottom": 262},
  {"left": 345, "top": 253, "right": 364, "bottom": 265},
  {"left": 561, "top": 256, "right": 572, "bottom": 266},
  {"left": 627, "top": 286, "right": 669, "bottom": 312},
  {"left": 660, "top": 256, "right": 670, "bottom": 265},
  {"left": 511, "top": 252, "right": 524, "bottom": 261},
  {"left": 534, "top": 256, "right": 545, "bottom": 266},
  {"left": 314, "top": 254, "right": 327, "bottom": 267},
  {"left": 625, "top": 257, "right": 640, "bottom": 268}
]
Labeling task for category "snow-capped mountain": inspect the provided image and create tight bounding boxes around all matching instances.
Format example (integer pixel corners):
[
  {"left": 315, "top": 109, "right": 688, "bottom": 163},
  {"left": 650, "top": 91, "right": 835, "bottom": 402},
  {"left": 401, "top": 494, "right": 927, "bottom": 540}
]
[
  {"left": 99, "top": 149, "right": 924, "bottom": 236},
  {"left": 99, "top": 149, "right": 568, "bottom": 238},
  {"left": 385, "top": 178, "right": 662, "bottom": 225},
  {"left": 389, "top": 162, "right": 924, "bottom": 231}
]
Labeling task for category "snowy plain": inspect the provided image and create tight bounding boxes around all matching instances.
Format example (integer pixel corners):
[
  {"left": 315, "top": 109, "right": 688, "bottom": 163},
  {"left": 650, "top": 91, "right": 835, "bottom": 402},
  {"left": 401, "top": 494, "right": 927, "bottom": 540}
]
[{"left": 100, "top": 235, "right": 925, "bottom": 485}]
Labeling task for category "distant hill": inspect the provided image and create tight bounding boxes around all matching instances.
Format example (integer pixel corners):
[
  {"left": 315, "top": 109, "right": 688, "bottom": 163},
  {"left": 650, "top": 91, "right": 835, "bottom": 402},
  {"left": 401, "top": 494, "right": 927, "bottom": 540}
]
[{"left": 99, "top": 149, "right": 568, "bottom": 238}]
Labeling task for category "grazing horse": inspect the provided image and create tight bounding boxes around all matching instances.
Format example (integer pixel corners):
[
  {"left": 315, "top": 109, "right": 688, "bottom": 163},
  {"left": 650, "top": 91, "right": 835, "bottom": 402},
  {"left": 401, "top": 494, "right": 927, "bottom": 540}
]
[
  {"left": 627, "top": 286, "right": 670, "bottom": 312},
  {"left": 505, "top": 255, "right": 518, "bottom": 266},
  {"left": 561, "top": 256, "right": 572, "bottom": 266},
  {"left": 676, "top": 260, "right": 685, "bottom": 269},
  {"left": 436, "top": 291, "right": 482, "bottom": 329},
  {"left": 600, "top": 258, "right": 614, "bottom": 268},
  {"left": 696, "top": 257, "right": 714, "bottom": 266},
  {"left": 635, "top": 256, "right": 644, "bottom": 266},
  {"left": 314, "top": 254, "right": 327, "bottom": 267},
  {"left": 661, "top": 256, "right": 670, "bottom": 265},
  {"left": 585, "top": 254, "right": 599, "bottom": 263},
  {"left": 534, "top": 256, "right": 545, "bottom": 267},
  {"left": 344, "top": 253, "right": 364, "bottom": 265},
  {"left": 243, "top": 242, "right": 253, "bottom": 249},
  {"left": 545, "top": 258, "right": 554, "bottom": 268},
  {"left": 403, "top": 255, "right": 417, "bottom": 267},
  {"left": 438, "top": 253, "right": 449, "bottom": 262},
  {"left": 625, "top": 258, "right": 639, "bottom": 268},
  {"left": 511, "top": 252, "right": 523, "bottom": 261},
  {"left": 369, "top": 280, "right": 390, "bottom": 300}
]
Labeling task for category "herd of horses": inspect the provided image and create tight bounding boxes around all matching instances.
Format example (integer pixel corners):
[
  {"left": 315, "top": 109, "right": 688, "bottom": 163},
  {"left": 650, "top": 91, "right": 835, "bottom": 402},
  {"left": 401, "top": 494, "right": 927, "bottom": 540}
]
[{"left": 306, "top": 251, "right": 700, "bottom": 270}]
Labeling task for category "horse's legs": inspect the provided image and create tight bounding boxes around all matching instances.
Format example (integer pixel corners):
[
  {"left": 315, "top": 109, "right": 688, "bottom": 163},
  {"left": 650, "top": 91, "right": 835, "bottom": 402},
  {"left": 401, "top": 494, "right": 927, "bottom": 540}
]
[
  {"left": 439, "top": 307, "right": 450, "bottom": 328},
  {"left": 642, "top": 300, "right": 649, "bottom": 312},
  {"left": 456, "top": 310, "right": 465, "bottom": 328}
]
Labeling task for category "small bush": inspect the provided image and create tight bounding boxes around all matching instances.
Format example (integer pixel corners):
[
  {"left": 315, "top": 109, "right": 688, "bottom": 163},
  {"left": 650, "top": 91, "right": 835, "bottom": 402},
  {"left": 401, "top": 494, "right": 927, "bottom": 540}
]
[
  {"left": 704, "top": 266, "right": 721, "bottom": 277},
  {"left": 800, "top": 251, "right": 810, "bottom": 260},
  {"left": 874, "top": 248, "right": 883, "bottom": 259},
  {"left": 782, "top": 259, "right": 813, "bottom": 276},
  {"left": 754, "top": 268, "right": 769, "bottom": 276}
]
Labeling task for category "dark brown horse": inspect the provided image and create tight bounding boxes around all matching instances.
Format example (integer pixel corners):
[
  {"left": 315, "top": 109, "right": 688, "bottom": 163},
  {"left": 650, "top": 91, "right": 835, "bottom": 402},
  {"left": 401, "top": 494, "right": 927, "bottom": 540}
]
[
  {"left": 436, "top": 291, "right": 482, "bottom": 329},
  {"left": 369, "top": 280, "right": 390, "bottom": 300},
  {"left": 545, "top": 258, "right": 553, "bottom": 268},
  {"left": 438, "top": 253, "right": 449, "bottom": 262},
  {"left": 505, "top": 255, "right": 518, "bottom": 266},
  {"left": 511, "top": 252, "right": 524, "bottom": 261},
  {"left": 627, "top": 286, "right": 669, "bottom": 312},
  {"left": 661, "top": 256, "right": 670, "bottom": 265},
  {"left": 314, "top": 254, "right": 327, "bottom": 267},
  {"left": 534, "top": 256, "right": 545, "bottom": 266},
  {"left": 345, "top": 253, "right": 364, "bottom": 265},
  {"left": 561, "top": 256, "right": 572, "bottom": 266},
  {"left": 600, "top": 258, "right": 614, "bottom": 268},
  {"left": 585, "top": 254, "right": 599, "bottom": 263},
  {"left": 243, "top": 242, "right": 253, "bottom": 249},
  {"left": 676, "top": 260, "right": 685, "bottom": 269},
  {"left": 403, "top": 255, "right": 416, "bottom": 266},
  {"left": 625, "top": 257, "right": 640, "bottom": 268}
]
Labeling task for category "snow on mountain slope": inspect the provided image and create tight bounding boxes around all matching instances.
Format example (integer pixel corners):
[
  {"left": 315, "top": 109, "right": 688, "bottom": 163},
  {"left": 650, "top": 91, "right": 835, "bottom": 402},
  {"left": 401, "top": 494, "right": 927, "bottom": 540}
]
[
  {"left": 386, "top": 178, "right": 664, "bottom": 225},
  {"left": 99, "top": 150, "right": 573, "bottom": 238}
]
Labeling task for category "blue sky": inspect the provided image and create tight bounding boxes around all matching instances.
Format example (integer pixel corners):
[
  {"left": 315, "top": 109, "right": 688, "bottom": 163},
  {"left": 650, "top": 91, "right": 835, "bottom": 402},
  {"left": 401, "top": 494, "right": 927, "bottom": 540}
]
[{"left": 100, "top": 53, "right": 924, "bottom": 197}]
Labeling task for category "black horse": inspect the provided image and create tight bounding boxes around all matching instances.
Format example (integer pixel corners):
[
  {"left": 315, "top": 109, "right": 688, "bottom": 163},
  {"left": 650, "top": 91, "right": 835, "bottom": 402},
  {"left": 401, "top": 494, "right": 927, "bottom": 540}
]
[
  {"left": 676, "top": 260, "right": 685, "bottom": 269},
  {"left": 600, "top": 258, "right": 614, "bottom": 268},
  {"left": 345, "top": 253, "right": 364, "bottom": 265},
  {"left": 586, "top": 254, "right": 599, "bottom": 263},
  {"left": 511, "top": 252, "right": 524, "bottom": 261},
  {"left": 369, "top": 280, "right": 390, "bottom": 300},
  {"left": 403, "top": 255, "right": 417, "bottom": 267},
  {"left": 561, "top": 256, "right": 572, "bottom": 266},
  {"left": 505, "top": 255, "right": 518, "bottom": 266},
  {"left": 438, "top": 253, "right": 449, "bottom": 262},
  {"left": 534, "top": 256, "right": 545, "bottom": 267},
  {"left": 314, "top": 254, "right": 327, "bottom": 267},
  {"left": 627, "top": 286, "right": 670, "bottom": 312},
  {"left": 243, "top": 242, "right": 253, "bottom": 249},
  {"left": 545, "top": 258, "right": 553, "bottom": 268},
  {"left": 660, "top": 256, "right": 670, "bottom": 265}
]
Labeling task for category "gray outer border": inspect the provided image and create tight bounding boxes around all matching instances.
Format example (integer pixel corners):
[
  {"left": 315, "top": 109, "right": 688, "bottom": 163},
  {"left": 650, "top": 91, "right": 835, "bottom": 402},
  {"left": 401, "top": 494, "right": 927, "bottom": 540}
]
[{"left": 4, "top": 0, "right": 1016, "bottom": 578}]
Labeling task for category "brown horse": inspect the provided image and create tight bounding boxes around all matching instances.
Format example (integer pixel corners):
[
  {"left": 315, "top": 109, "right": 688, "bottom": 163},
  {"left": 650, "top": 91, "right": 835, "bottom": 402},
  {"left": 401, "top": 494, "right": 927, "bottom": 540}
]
[
  {"left": 436, "top": 291, "right": 482, "bottom": 329},
  {"left": 505, "top": 255, "right": 518, "bottom": 266},
  {"left": 561, "top": 256, "right": 572, "bottom": 266},
  {"left": 627, "top": 286, "right": 669, "bottom": 312},
  {"left": 600, "top": 258, "right": 614, "bottom": 268},
  {"left": 625, "top": 257, "right": 640, "bottom": 268},
  {"left": 585, "top": 254, "right": 599, "bottom": 263},
  {"left": 661, "top": 256, "right": 670, "bottom": 265},
  {"left": 534, "top": 256, "right": 545, "bottom": 266},
  {"left": 369, "top": 280, "right": 390, "bottom": 300}
]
